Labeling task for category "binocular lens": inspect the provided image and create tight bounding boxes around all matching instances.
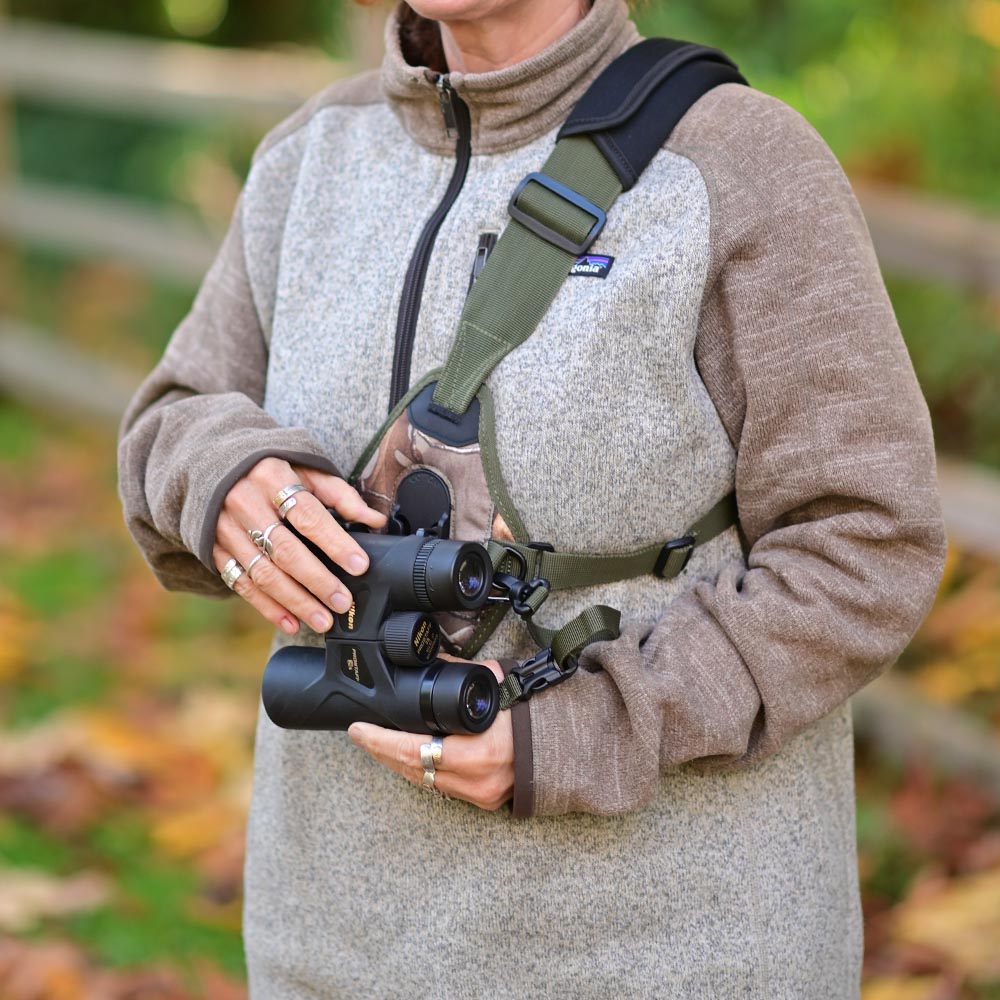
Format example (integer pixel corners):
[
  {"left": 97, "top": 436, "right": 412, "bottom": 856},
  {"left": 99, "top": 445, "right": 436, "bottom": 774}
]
[
  {"left": 464, "top": 677, "right": 494, "bottom": 723},
  {"left": 456, "top": 555, "right": 487, "bottom": 601}
]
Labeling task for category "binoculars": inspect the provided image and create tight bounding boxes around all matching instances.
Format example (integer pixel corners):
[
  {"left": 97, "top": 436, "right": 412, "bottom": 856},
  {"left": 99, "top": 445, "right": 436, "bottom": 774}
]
[{"left": 262, "top": 523, "right": 500, "bottom": 735}]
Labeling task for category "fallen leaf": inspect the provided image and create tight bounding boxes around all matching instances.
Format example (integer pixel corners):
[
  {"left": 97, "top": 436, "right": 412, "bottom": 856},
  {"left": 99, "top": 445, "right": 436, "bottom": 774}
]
[
  {"left": 152, "top": 802, "right": 242, "bottom": 860},
  {"left": 0, "top": 939, "right": 87, "bottom": 1000},
  {"left": 0, "top": 589, "right": 32, "bottom": 682},
  {"left": 0, "top": 759, "right": 115, "bottom": 833},
  {"left": 0, "top": 868, "right": 112, "bottom": 932},
  {"left": 193, "top": 964, "right": 247, "bottom": 1000},
  {"left": 861, "top": 975, "right": 951, "bottom": 1000},
  {"left": 890, "top": 866, "right": 1000, "bottom": 977}
]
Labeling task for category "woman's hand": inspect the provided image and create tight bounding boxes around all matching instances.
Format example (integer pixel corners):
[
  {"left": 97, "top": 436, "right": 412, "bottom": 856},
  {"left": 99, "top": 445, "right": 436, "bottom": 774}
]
[
  {"left": 212, "top": 457, "right": 386, "bottom": 635},
  {"left": 348, "top": 659, "right": 515, "bottom": 811}
]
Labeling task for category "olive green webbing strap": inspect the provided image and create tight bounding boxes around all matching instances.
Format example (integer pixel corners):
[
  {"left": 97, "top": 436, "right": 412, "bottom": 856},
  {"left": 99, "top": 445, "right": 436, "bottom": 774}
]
[
  {"left": 476, "top": 492, "right": 736, "bottom": 670},
  {"left": 431, "top": 136, "right": 622, "bottom": 416},
  {"left": 434, "top": 136, "right": 630, "bottom": 667},
  {"left": 496, "top": 602, "right": 621, "bottom": 710},
  {"left": 528, "top": 604, "right": 622, "bottom": 670},
  {"left": 485, "top": 491, "right": 737, "bottom": 594}
]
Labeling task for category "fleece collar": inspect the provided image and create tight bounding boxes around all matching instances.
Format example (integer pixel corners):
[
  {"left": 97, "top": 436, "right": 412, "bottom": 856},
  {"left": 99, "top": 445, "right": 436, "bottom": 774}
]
[{"left": 380, "top": 0, "right": 639, "bottom": 155}]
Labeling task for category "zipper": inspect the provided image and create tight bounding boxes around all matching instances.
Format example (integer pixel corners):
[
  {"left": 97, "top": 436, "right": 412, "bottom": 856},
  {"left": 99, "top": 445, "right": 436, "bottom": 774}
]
[
  {"left": 467, "top": 232, "right": 497, "bottom": 293},
  {"left": 388, "top": 76, "right": 472, "bottom": 411}
]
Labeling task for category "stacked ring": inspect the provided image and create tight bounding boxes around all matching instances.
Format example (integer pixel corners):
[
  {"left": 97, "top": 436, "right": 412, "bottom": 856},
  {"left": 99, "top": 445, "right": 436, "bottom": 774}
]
[
  {"left": 420, "top": 736, "right": 444, "bottom": 770},
  {"left": 246, "top": 552, "right": 265, "bottom": 576},
  {"left": 272, "top": 483, "right": 309, "bottom": 511},
  {"left": 221, "top": 558, "right": 245, "bottom": 590},
  {"left": 277, "top": 495, "right": 299, "bottom": 520},
  {"left": 419, "top": 736, "right": 445, "bottom": 795}
]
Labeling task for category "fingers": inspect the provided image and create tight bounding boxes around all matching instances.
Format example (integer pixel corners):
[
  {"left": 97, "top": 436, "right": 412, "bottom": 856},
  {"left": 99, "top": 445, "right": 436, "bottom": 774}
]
[
  {"left": 224, "top": 473, "right": 361, "bottom": 599},
  {"left": 242, "top": 460, "right": 382, "bottom": 578},
  {"left": 281, "top": 490, "right": 370, "bottom": 580},
  {"left": 217, "top": 511, "right": 337, "bottom": 633},
  {"left": 213, "top": 455, "right": 389, "bottom": 636},
  {"left": 297, "top": 467, "right": 387, "bottom": 530},
  {"left": 213, "top": 545, "right": 299, "bottom": 635}
]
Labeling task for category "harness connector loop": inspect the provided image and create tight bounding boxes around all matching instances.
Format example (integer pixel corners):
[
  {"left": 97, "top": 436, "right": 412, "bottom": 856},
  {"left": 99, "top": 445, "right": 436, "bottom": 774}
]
[{"left": 488, "top": 572, "right": 551, "bottom": 618}]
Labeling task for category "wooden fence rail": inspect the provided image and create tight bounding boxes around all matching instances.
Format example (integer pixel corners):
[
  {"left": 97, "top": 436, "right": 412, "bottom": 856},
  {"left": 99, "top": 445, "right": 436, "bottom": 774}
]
[
  {"left": 0, "top": 18, "right": 347, "bottom": 124},
  {"left": 1, "top": 19, "right": 1000, "bottom": 293},
  {"left": 0, "top": 180, "right": 217, "bottom": 285}
]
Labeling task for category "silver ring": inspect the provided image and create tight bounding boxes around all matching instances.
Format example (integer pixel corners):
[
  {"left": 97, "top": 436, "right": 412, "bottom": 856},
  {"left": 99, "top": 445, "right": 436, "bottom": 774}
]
[
  {"left": 272, "top": 483, "right": 309, "bottom": 510},
  {"left": 277, "top": 495, "right": 298, "bottom": 520},
  {"left": 221, "top": 557, "right": 245, "bottom": 590},
  {"left": 246, "top": 552, "right": 265, "bottom": 577},
  {"left": 421, "top": 768, "right": 437, "bottom": 793},
  {"left": 249, "top": 521, "right": 283, "bottom": 558},
  {"left": 420, "top": 736, "right": 444, "bottom": 771}
]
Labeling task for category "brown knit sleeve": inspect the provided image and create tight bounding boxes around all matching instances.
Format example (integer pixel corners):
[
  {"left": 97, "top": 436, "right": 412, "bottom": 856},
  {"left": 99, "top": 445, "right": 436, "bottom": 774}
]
[
  {"left": 117, "top": 75, "right": 387, "bottom": 595},
  {"left": 517, "top": 85, "right": 947, "bottom": 817},
  {"left": 116, "top": 192, "right": 338, "bottom": 596}
]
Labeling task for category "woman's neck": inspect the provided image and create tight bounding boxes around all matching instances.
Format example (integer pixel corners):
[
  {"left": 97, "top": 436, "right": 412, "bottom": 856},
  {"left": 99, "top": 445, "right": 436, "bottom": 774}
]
[{"left": 439, "top": 0, "right": 590, "bottom": 74}]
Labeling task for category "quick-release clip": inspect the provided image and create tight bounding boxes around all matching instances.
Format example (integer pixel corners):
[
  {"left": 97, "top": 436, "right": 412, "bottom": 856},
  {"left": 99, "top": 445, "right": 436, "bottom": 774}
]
[{"left": 497, "top": 647, "right": 579, "bottom": 711}]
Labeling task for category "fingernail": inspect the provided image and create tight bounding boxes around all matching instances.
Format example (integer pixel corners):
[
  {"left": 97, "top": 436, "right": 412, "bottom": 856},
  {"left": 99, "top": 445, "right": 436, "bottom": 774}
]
[
  {"left": 348, "top": 554, "right": 368, "bottom": 575},
  {"left": 348, "top": 724, "right": 363, "bottom": 746},
  {"left": 331, "top": 592, "right": 352, "bottom": 614},
  {"left": 281, "top": 617, "right": 298, "bottom": 635},
  {"left": 312, "top": 611, "right": 333, "bottom": 632}
]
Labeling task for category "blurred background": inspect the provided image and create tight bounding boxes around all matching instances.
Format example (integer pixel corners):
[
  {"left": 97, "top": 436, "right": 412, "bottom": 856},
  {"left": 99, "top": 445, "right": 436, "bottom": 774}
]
[{"left": 0, "top": 1, "right": 998, "bottom": 997}]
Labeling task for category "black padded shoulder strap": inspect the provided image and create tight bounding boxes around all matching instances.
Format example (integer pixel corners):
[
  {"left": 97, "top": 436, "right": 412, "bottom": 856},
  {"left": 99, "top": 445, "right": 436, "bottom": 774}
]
[{"left": 559, "top": 38, "right": 748, "bottom": 190}]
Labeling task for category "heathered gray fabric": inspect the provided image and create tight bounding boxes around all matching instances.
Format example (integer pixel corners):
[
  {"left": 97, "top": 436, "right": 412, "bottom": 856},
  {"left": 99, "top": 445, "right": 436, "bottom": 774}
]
[{"left": 116, "top": 1, "right": 947, "bottom": 996}]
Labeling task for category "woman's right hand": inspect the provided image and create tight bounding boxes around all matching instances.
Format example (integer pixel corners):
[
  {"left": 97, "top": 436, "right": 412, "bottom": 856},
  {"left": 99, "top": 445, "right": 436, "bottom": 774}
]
[{"left": 212, "top": 457, "right": 386, "bottom": 635}]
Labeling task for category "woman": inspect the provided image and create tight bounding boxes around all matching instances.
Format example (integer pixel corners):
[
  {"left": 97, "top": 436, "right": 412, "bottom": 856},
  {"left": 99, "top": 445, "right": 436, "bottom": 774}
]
[{"left": 118, "top": 0, "right": 946, "bottom": 996}]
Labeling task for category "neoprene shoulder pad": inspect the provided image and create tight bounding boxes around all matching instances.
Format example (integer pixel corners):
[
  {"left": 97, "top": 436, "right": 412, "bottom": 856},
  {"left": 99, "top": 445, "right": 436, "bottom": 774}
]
[{"left": 558, "top": 38, "right": 748, "bottom": 190}]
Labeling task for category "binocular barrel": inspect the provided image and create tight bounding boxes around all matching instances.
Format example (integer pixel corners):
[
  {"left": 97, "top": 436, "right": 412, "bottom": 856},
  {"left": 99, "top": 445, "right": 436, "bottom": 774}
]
[
  {"left": 262, "top": 644, "right": 499, "bottom": 734},
  {"left": 291, "top": 524, "right": 493, "bottom": 613}
]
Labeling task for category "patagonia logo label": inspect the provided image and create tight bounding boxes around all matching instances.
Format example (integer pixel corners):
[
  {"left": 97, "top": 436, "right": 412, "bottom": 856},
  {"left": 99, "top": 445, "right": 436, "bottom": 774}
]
[{"left": 569, "top": 254, "right": 614, "bottom": 278}]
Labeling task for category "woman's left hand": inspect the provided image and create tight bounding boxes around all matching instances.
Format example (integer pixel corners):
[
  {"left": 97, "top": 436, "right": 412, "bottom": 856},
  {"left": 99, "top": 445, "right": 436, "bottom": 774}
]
[{"left": 348, "top": 658, "right": 514, "bottom": 811}]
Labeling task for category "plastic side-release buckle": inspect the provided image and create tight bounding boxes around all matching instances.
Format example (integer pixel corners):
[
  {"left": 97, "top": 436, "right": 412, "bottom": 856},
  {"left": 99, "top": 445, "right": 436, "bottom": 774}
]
[
  {"left": 508, "top": 172, "right": 606, "bottom": 256},
  {"left": 653, "top": 535, "right": 696, "bottom": 579},
  {"left": 509, "top": 648, "right": 579, "bottom": 702}
]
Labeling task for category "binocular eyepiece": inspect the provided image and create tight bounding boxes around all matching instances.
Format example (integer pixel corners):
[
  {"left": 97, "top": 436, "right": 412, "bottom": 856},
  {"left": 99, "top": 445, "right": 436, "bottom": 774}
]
[{"left": 261, "top": 523, "right": 500, "bottom": 736}]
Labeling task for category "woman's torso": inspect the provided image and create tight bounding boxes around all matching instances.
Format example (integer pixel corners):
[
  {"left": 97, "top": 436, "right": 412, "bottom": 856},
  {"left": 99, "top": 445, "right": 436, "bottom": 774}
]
[{"left": 241, "top": 17, "right": 862, "bottom": 996}]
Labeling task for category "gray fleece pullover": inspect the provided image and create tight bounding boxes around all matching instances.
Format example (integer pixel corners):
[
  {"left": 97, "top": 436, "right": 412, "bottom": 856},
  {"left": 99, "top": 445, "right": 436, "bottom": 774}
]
[{"left": 118, "top": 2, "right": 946, "bottom": 996}]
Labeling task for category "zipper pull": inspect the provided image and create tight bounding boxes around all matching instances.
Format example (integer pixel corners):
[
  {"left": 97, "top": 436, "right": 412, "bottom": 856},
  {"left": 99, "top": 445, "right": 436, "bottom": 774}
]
[
  {"left": 468, "top": 232, "right": 498, "bottom": 293},
  {"left": 436, "top": 75, "right": 458, "bottom": 139}
]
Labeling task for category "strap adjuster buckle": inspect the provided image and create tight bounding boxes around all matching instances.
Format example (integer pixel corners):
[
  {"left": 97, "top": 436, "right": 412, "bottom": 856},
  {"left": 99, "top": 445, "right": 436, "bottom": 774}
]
[
  {"left": 508, "top": 172, "right": 607, "bottom": 256},
  {"left": 653, "top": 535, "right": 696, "bottom": 579}
]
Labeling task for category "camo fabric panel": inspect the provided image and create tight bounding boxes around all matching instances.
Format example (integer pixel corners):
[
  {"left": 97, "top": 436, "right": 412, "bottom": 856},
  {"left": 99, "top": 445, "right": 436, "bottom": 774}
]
[{"left": 353, "top": 404, "right": 515, "bottom": 652}]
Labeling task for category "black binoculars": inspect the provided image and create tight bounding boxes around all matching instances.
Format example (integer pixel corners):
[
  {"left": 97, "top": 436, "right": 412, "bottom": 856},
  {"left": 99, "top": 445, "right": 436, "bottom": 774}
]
[{"left": 261, "top": 521, "right": 500, "bottom": 735}]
